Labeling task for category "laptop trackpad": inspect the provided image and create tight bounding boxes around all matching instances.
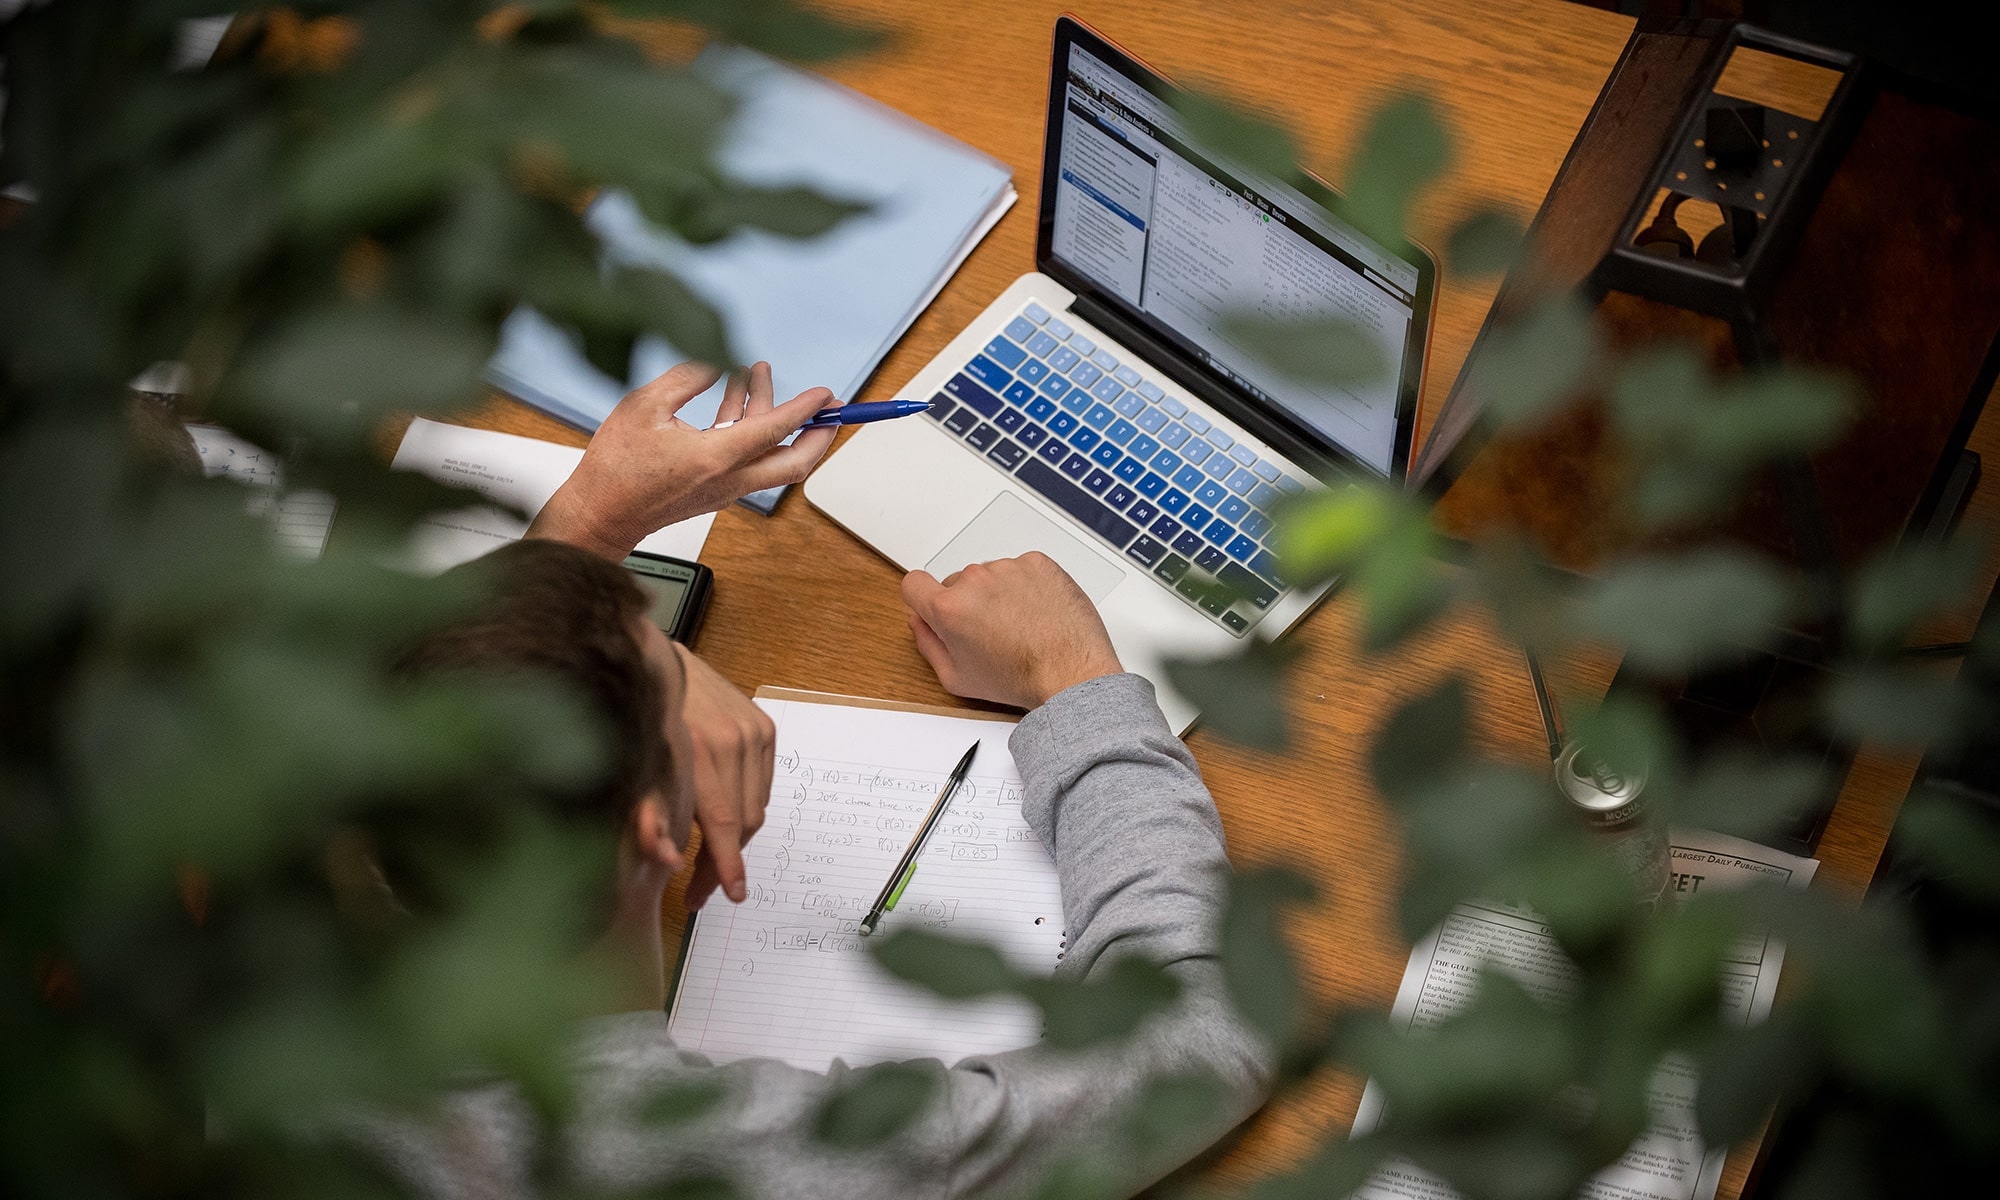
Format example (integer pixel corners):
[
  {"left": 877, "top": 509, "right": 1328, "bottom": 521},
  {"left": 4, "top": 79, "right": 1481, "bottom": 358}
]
[{"left": 925, "top": 492, "right": 1126, "bottom": 603}]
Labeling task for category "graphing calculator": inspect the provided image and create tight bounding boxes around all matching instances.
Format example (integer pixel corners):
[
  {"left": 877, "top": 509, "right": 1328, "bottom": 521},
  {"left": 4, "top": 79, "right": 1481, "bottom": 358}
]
[{"left": 621, "top": 551, "right": 713, "bottom": 645}]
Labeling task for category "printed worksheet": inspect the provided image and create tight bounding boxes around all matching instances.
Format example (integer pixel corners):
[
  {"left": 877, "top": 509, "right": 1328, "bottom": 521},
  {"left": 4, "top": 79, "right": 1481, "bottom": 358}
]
[{"left": 667, "top": 691, "right": 1067, "bottom": 1071}]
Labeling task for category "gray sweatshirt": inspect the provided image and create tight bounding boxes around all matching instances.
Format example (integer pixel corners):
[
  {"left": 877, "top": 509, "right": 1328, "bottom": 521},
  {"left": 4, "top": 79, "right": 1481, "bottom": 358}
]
[{"left": 361, "top": 673, "right": 1274, "bottom": 1199}]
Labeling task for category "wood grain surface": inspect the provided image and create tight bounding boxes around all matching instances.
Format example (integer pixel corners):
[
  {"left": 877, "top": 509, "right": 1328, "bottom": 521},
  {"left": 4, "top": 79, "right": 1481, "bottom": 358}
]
[{"left": 446, "top": 2, "right": 2000, "bottom": 1194}]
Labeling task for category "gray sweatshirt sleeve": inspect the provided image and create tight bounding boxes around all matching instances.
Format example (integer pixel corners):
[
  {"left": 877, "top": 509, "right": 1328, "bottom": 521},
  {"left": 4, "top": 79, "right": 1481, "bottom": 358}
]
[{"left": 359, "top": 675, "right": 1274, "bottom": 1200}]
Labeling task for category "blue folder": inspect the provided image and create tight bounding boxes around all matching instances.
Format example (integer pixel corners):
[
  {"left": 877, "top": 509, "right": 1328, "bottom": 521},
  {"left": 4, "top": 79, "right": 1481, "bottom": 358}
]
[{"left": 486, "top": 44, "right": 1016, "bottom": 513}]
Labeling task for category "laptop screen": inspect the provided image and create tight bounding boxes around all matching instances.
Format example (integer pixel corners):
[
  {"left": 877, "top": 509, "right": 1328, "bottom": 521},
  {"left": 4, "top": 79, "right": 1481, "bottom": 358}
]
[{"left": 1040, "top": 33, "right": 1424, "bottom": 477}]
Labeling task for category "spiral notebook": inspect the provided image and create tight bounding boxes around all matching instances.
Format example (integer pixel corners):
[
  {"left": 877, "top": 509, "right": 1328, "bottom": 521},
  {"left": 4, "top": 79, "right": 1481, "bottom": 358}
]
[{"left": 665, "top": 689, "right": 1066, "bottom": 1072}]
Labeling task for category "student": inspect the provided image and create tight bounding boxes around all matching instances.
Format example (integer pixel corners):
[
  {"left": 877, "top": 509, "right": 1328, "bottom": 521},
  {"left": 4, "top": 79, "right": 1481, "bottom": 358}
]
[
  {"left": 361, "top": 363, "right": 1275, "bottom": 1197},
  {"left": 526, "top": 358, "right": 842, "bottom": 909},
  {"left": 367, "top": 539, "right": 1270, "bottom": 1199}
]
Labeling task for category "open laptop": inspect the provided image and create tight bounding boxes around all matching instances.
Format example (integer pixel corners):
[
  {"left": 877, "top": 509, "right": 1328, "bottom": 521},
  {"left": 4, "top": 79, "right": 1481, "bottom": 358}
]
[{"left": 806, "top": 16, "right": 1437, "bottom": 731}]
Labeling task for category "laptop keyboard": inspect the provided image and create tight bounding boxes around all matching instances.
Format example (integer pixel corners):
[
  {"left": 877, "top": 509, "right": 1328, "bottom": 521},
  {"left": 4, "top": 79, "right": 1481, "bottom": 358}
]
[{"left": 921, "top": 301, "right": 1304, "bottom": 635}]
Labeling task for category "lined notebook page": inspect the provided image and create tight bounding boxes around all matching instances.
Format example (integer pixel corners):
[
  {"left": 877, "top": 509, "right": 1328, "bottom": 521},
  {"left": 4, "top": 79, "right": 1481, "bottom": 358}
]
[{"left": 667, "top": 694, "right": 1066, "bottom": 1071}]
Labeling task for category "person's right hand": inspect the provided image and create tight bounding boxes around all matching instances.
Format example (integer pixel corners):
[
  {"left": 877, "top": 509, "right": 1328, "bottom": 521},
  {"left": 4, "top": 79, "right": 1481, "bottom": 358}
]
[
  {"left": 900, "top": 552, "right": 1124, "bottom": 710},
  {"left": 530, "top": 360, "right": 838, "bottom": 562}
]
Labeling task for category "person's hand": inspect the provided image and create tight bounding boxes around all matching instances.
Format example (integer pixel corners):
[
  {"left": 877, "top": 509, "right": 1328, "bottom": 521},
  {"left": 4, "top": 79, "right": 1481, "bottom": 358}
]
[
  {"left": 673, "top": 642, "right": 777, "bottom": 909},
  {"left": 901, "top": 552, "right": 1124, "bottom": 710},
  {"left": 530, "top": 361, "right": 839, "bottom": 562}
]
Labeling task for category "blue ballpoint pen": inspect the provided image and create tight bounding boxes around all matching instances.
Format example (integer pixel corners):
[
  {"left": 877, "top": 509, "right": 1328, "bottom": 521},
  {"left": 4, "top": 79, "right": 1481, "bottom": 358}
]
[{"left": 801, "top": 399, "right": 932, "bottom": 429}]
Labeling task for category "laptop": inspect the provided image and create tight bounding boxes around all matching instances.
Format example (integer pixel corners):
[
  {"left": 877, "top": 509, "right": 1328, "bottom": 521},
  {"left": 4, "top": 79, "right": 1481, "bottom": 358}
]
[{"left": 806, "top": 16, "right": 1437, "bottom": 732}]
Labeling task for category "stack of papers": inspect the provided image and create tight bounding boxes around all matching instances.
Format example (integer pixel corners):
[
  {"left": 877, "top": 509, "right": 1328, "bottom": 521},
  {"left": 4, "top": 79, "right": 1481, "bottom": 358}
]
[{"left": 488, "top": 43, "right": 1017, "bottom": 512}]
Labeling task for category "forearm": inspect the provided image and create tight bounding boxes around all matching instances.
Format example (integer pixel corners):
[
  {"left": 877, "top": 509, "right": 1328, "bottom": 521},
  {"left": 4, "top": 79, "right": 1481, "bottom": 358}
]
[
  {"left": 1011, "top": 673, "right": 1235, "bottom": 975},
  {"left": 526, "top": 478, "right": 640, "bottom": 563}
]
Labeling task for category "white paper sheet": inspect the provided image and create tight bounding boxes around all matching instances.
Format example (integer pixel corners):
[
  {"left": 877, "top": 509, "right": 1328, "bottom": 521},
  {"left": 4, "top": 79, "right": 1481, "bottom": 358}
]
[
  {"left": 188, "top": 423, "right": 336, "bottom": 560},
  {"left": 388, "top": 418, "right": 713, "bottom": 574},
  {"left": 667, "top": 693, "right": 1066, "bottom": 1072},
  {"left": 1351, "top": 829, "right": 1819, "bottom": 1200}
]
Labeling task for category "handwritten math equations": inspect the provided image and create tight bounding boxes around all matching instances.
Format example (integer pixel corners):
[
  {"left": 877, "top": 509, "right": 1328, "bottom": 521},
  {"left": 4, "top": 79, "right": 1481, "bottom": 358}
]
[{"left": 667, "top": 694, "right": 1066, "bottom": 1071}]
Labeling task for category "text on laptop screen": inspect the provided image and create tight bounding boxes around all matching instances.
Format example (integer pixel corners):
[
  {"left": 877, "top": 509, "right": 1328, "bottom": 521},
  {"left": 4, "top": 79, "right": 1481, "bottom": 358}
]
[{"left": 1048, "top": 45, "right": 1418, "bottom": 475}]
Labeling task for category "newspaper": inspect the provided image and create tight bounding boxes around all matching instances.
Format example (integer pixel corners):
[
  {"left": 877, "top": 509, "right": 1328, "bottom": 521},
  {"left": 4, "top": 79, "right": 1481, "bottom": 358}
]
[{"left": 1351, "top": 829, "right": 1818, "bottom": 1200}]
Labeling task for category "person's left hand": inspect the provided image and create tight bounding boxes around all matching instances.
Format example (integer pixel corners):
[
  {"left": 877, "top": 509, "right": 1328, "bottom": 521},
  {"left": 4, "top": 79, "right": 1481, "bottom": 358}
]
[
  {"left": 531, "top": 360, "right": 839, "bottom": 562},
  {"left": 673, "top": 642, "right": 777, "bottom": 909}
]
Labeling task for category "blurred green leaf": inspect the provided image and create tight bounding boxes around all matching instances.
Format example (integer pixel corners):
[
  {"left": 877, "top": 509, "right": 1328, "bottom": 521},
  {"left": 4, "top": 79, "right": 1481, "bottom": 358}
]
[
  {"left": 1822, "top": 667, "right": 1968, "bottom": 750},
  {"left": 613, "top": 0, "right": 887, "bottom": 62},
  {"left": 1849, "top": 534, "right": 1987, "bottom": 653},
  {"left": 869, "top": 927, "right": 1023, "bottom": 999},
  {"left": 1694, "top": 1007, "right": 1810, "bottom": 1145},
  {"left": 1343, "top": 94, "right": 1451, "bottom": 246},
  {"left": 1242, "top": 1136, "right": 1391, "bottom": 1200},
  {"left": 652, "top": 1173, "right": 743, "bottom": 1200},
  {"left": 1665, "top": 752, "right": 1827, "bottom": 844},
  {"left": 1121, "top": 1069, "right": 1237, "bottom": 1163},
  {"left": 579, "top": 325, "right": 639, "bottom": 380},
  {"left": 1350, "top": 970, "right": 1578, "bottom": 1124},
  {"left": 1744, "top": 891, "right": 1946, "bottom": 1099},
  {"left": 1220, "top": 869, "right": 1316, "bottom": 1044},
  {"left": 638, "top": 1077, "right": 729, "bottom": 1127},
  {"left": 1564, "top": 693, "right": 1676, "bottom": 785},
  {"left": 1446, "top": 208, "right": 1525, "bottom": 275},
  {"left": 1770, "top": 1119, "right": 1878, "bottom": 1200},
  {"left": 1581, "top": 548, "right": 1793, "bottom": 674},
  {"left": 1472, "top": 295, "right": 1601, "bottom": 427},
  {"left": 1611, "top": 351, "right": 1851, "bottom": 467},
  {"left": 1273, "top": 484, "right": 1451, "bottom": 647},
  {"left": 1611, "top": 353, "right": 1854, "bottom": 531},
  {"left": 234, "top": 304, "right": 494, "bottom": 435},
  {"left": 1396, "top": 769, "right": 1560, "bottom": 940},
  {"left": 1217, "top": 311, "right": 1389, "bottom": 387},
  {"left": 811, "top": 1061, "right": 940, "bottom": 1148},
  {"left": 1467, "top": 537, "right": 1575, "bottom": 655},
  {"left": 0, "top": 418, "right": 125, "bottom": 639},
  {"left": 377, "top": 818, "right": 616, "bottom": 1104},
  {"left": 1274, "top": 484, "right": 1394, "bottom": 579},
  {"left": 1413, "top": 1128, "right": 1599, "bottom": 1200},
  {"left": 1498, "top": 839, "right": 1636, "bottom": 956},
  {"left": 288, "top": 116, "right": 461, "bottom": 231},
  {"left": 1164, "top": 639, "right": 1296, "bottom": 751},
  {"left": 678, "top": 182, "right": 870, "bottom": 243},
  {"left": 1886, "top": 789, "right": 2000, "bottom": 906},
  {"left": 1031, "top": 957, "right": 1182, "bottom": 1050},
  {"left": 1370, "top": 676, "right": 1471, "bottom": 802},
  {"left": 1628, "top": 461, "right": 1737, "bottom": 530},
  {"left": 202, "top": 995, "right": 391, "bottom": 1128},
  {"left": 1695, "top": 371, "right": 1853, "bottom": 466},
  {"left": 513, "top": 45, "right": 734, "bottom": 182},
  {"left": 1608, "top": 345, "right": 1708, "bottom": 445},
  {"left": 1017, "top": 1157, "right": 1123, "bottom": 1200},
  {"left": 1630, "top": 897, "right": 1738, "bottom": 1029},
  {"left": 606, "top": 262, "right": 734, "bottom": 370},
  {"left": 1171, "top": 88, "right": 1301, "bottom": 182}
]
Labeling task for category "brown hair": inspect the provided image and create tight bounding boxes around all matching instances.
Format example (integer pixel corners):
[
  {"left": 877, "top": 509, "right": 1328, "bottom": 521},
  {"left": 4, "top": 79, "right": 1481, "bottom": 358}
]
[{"left": 395, "top": 538, "right": 672, "bottom": 832}]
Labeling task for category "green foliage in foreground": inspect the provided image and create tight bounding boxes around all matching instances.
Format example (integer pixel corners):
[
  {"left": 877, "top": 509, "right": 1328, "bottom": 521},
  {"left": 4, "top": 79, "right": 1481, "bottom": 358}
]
[
  {"left": 4, "top": 5, "right": 1999, "bottom": 1200},
  {"left": 1146, "top": 81, "right": 2000, "bottom": 1200}
]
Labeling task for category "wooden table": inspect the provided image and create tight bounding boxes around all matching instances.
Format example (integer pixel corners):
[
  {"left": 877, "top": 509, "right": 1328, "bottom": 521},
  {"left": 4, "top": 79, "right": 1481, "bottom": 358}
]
[{"left": 457, "top": 1, "right": 2000, "bottom": 1193}]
